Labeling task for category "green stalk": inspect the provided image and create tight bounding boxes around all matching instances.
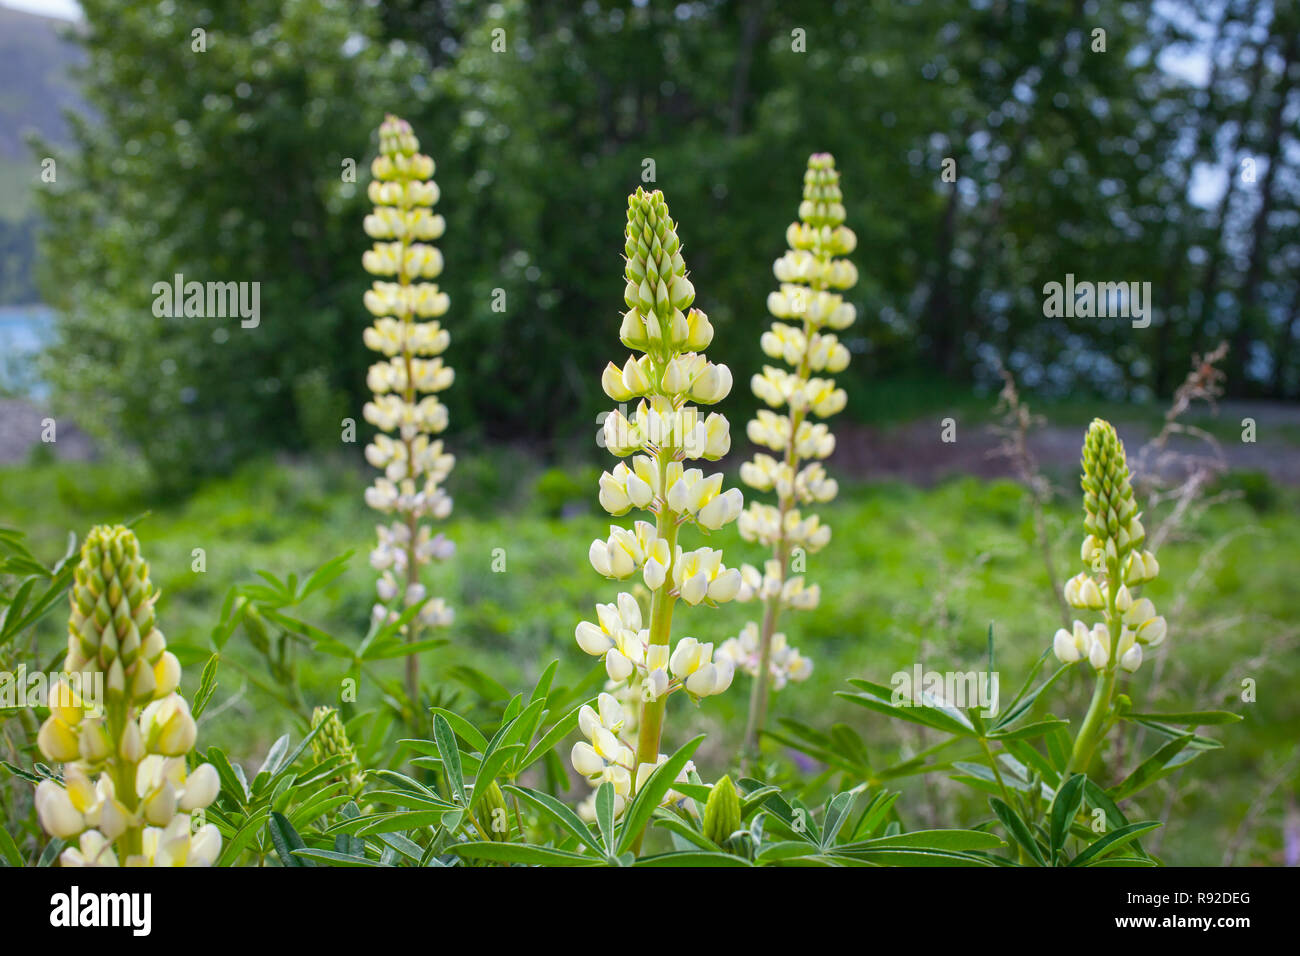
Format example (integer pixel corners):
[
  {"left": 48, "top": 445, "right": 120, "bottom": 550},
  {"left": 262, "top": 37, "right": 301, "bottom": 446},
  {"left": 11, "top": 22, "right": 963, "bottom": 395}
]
[
  {"left": 1067, "top": 658, "right": 1117, "bottom": 775},
  {"left": 740, "top": 588, "right": 781, "bottom": 767},
  {"left": 1066, "top": 588, "right": 1121, "bottom": 775},
  {"left": 630, "top": 452, "right": 679, "bottom": 854},
  {"left": 740, "top": 252, "right": 825, "bottom": 764}
]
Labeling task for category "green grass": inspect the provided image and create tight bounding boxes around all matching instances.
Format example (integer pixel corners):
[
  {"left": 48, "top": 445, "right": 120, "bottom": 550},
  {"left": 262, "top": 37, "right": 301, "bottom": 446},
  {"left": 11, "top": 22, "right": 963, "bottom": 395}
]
[{"left": 1, "top": 452, "right": 1296, "bottom": 865}]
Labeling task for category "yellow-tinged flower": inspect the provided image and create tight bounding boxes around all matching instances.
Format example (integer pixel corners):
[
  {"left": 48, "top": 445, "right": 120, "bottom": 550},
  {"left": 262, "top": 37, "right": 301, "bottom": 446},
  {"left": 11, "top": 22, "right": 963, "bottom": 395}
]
[
  {"left": 574, "top": 188, "right": 744, "bottom": 817},
  {"left": 738, "top": 155, "right": 858, "bottom": 753},
  {"left": 33, "top": 525, "right": 221, "bottom": 866},
  {"left": 1051, "top": 420, "right": 1168, "bottom": 673},
  {"left": 362, "top": 115, "right": 456, "bottom": 644},
  {"left": 672, "top": 547, "right": 742, "bottom": 605}
]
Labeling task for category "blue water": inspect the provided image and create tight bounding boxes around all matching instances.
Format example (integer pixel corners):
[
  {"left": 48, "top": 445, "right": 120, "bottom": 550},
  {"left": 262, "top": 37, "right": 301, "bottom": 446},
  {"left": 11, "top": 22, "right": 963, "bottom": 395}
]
[{"left": 0, "top": 304, "right": 54, "bottom": 396}]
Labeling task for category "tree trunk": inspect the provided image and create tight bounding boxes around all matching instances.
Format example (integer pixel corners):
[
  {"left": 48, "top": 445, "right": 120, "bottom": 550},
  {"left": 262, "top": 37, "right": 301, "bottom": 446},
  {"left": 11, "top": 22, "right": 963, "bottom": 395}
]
[{"left": 1230, "top": 26, "right": 1296, "bottom": 389}]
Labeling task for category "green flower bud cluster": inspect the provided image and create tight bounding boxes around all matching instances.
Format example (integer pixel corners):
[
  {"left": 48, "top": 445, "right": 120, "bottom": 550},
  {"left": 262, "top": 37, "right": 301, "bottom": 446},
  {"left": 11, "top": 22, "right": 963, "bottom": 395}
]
[
  {"left": 34, "top": 525, "right": 221, "bottom": 867},
  {"left": 65, "top": 525, "right": 176, "bottom": 705},
  {"left": 1055, "top": 420, "right": 1167, "bottom": 673},
  {"left": 363, "top": 114, "right": 456, "bottom": 640},
  {"left": 473, "top": 780, "right": 511, "bottom": 842},
  {"left": 702, "top": 774, "right": 741, "bottom": 846},
  {"left": 309, "top": 706, "right": 363, "bottom": 795}
]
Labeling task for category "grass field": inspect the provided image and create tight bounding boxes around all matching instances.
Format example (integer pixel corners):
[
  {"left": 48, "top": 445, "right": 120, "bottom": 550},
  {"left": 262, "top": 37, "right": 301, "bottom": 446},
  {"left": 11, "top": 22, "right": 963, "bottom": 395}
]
[{"left": 1, "top": 448, "right": 1296, "bottom": 865}]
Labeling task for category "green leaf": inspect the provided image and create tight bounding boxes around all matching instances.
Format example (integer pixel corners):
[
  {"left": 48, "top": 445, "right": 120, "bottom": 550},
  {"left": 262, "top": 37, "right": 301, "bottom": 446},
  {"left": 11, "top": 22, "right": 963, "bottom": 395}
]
[
  {"left": 594, "top": 781, "right": 617, "bottom": 855},
  {"left": 529, "top": 659, "right": 560, "bottom": 706},
  {"left": 217, "top": 807, "right": 272, "bottom": 866},
  {"left": 267, "top": 811, "right": 311, "bottom": 867},
  {"left": 453, "top": 841, "right": 596, "bottom": 866},
  {"left": 432, "top": 713, "right": 465, "bottom": 805},
  {"left": 649, "top": 811, "right": 717, "bottom": 852},
  {"left": 840, "top": 847, "right": 996, "bottom": 866},
  {"left": 191, "top": 653, "right": 220, "bottom": 719},
  {"left": 292, "top": 848, "right": 390, "bottom": 867},
  {"left": 992, "top": 662, "right": 1072, "bottom": 731},
  {"left": 37, "top": 839, "right": 64, "bottom": 867},
  {"left": 1123, "top": 710, "right": 1242, "bottom": 726},
  {"left": 296, "top": 551, "right": 353, "bottom": 600},
  {"left": 1111, "top": 734, "right": 1196, "bottom": 801},
  {"left": 1049, "top": 773, "right": 1087, "bottom": 859},
  {"left": 519, "top": 700, "right": 586, "bottom": 770},
  {"left": 844, "top": 828, "right": 1006, "bottom": 853},
  {"left": 635, "top": 851, "right": 751, "bottom": 867},
  {"left": 820, "top": 791, "right": 857, "bottom": 849},
  {"left": 424, "top": 709, "right": 488, "bottom": 752},
  {"left": 755, "top": 839, "right": 822, "bottom": 863},
  {"left": 207, "top": 747, "right": 249, "bottom": 806},
  {"left": 255, "top": 734, "right": 291, "bottom": 783},
  {"left": 851, "top": 790, "right": 900, "bottom": 839},
  {"left": 0, "top": 826, "right": 23, "bottom": 866},
  {"left": 469, "top": 744, "right": 523, "bottom": 813},
  {"left": 839, "top": 681, "right": 976, "bottom": 738},
  {"left": 616, "top": 735, "right": 704, "bottom": 855},
  {"left": 503, "top": 785, "right": 602, "bottom": 853},
  {"left": 989, "top": 797, "right": 1046, "bottom": 866},
  {"left": 1069, "top": 821, "right": 1163, "bottom": 866},
  {"left": 987, "top": 719, "right": 1070, "bottom": 742}
]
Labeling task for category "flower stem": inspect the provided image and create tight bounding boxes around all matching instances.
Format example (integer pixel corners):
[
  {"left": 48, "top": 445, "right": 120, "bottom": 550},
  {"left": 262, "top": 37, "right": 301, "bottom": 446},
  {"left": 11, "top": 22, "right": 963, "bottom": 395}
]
[
  {"left": 630, "top": 455, "right": 679, "bottom": 854},
  {"left": 741, "top": 586, "right": 781, "bottom": 767},
  {"left": 1067, "top": 664, "right": 1117, "bottom": 775},
  {"left": 1067, "top": 597, "right": 1121, "bottom": 775}
]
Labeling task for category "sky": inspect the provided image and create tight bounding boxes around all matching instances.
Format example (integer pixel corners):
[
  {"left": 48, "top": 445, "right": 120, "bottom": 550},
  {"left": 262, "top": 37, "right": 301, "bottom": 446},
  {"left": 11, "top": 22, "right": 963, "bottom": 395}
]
[{"left": 1, "top": 0, "right": 81, "bottom": 19}]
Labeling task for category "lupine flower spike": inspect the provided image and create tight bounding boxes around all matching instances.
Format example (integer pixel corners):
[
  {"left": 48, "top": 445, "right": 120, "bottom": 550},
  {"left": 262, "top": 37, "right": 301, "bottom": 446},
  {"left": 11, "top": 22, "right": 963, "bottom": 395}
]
[
  {"left": 34, "top": 525, "right": 221, "bottom": 866},
  {"left": 362, "top": 115, "right": 457, "bottom": 709},
  {"left": 731, "top": 153, "right": 858, "bottom": 760},
  {"left": 1055, "top": 419, "right": 1167, "bottom": 772},
  {"left": 309, "top": 706, "right": 364, "bottom": 796},
  {"left": 572, "top": 188, "right": 742, "bottom": 835}
]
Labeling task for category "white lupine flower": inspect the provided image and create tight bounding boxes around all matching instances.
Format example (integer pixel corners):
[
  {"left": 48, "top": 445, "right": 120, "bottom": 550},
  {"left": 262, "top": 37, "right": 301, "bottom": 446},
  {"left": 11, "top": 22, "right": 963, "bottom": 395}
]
[
  {"left": 589, "top": 522, "right": 669, "bottom": 580},
  {"left": 738, "top": 503, "right": 832, "bottom": 552},
  {"left": 36, "top": 526, "right": 223, "bottom": 866},
  {"left": 122, "top": 815, "right": 222, "bottom": 868},
  {"left": 60, "top": 830, "right": 120, "bottom": 868},
  {"left": 669, "top": 638, "right": 735, "bottom": 698},
  {"left": 782, "top": 577, "right": 821, "bottom": 610},
  {"left": 575, "top": 593, "right": 644, "bottom": 659},
  {"left": 577, "top": 188, "right": 746, "bottom": 823},
  {"left": 1050, "top": 422, "right": 1171, "bottom": 674},
  {"left": 1118, "top": 630, "right": 1143, "bottom": 672},
  {"left": 717, "top": 623, "right": 814, "bottom": 690},
  {"left": 672, "top": 548, "right": 742, "bottom": 605},
  {"left": 363, "top": 117, "right": 456, "bottom": 647},
  {"left": 35, "top": 778, "right": 85, "bottom": 839},
  {"left": 737, "top": 154, "right": 856, "bottom": 744},
  {"left": 570, "top": 691, "right": 636, "bottom": 796},
  {"left": 1087, "top": 627, "right": 1111, "bottom": 669},
  {"left": 1064, "top": 572, "right": 1107, "bottom": 610}
]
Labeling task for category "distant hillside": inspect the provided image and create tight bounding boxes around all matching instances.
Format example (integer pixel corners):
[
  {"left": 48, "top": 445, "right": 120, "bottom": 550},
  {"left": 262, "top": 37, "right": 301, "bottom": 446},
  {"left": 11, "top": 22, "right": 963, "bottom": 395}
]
[
  {"left": 0, "top": 5, "right": 84, "bottom": 162},
  {"left": 0, "top": 4, "right": 84, "bottom": 303}
]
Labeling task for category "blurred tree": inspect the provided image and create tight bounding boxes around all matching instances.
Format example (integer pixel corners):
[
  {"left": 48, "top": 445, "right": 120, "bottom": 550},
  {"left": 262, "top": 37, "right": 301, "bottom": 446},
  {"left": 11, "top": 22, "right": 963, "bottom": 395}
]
[
  {"left": 34, "top": 0, "right": 1300, "bottom": 489},
  {"left": 36, "top": 0, "right": 435, "bottom": 489}
]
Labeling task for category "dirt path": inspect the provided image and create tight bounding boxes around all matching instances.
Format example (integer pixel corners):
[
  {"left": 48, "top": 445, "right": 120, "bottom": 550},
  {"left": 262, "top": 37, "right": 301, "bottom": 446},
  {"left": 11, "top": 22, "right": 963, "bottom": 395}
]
[
  {"left": 834, "top": 402, "right": 1300, "bottom": 486},
  {"left": 3, "top": 396, "right": 1300, "bottom": 485}
]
